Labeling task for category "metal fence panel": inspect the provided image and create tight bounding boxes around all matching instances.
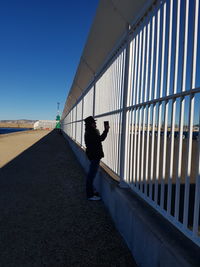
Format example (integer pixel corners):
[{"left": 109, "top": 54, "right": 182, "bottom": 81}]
[{"left": 62, "top": 0, "right": 200, "bottom": 246}]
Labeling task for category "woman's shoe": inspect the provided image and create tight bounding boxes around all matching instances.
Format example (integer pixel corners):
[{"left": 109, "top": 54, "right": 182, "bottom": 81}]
[{"left": 88, "top": 196, "right": 101, "bottom": 201}]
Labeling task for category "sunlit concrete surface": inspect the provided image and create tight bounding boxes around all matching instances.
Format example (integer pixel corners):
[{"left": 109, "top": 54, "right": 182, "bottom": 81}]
[{"left": 0, "top": 130, "right": 50, "bottom": 168}]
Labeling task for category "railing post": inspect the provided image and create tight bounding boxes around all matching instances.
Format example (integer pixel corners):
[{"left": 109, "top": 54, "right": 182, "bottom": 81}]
[
  {"left": 81, "top": 98, "right": 84, "bottom": 147},
  {"left": 93, "top": 80, "right": 96, "bottom": 117},
  {"left": 119, "top": 26, "right": 131, "bottom": 188}
]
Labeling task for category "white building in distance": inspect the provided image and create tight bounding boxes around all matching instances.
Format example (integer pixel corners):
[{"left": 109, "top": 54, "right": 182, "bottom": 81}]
[{"left": 33, "top": 120, "right": 57, "bottom": 130}]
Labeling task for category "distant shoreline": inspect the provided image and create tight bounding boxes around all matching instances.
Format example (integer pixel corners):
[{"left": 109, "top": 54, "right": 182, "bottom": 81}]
[
  {"left": 0, "top": 126, "right": 32, "bottom": 129},
  {"left": 0, "top": 127, "right": 33, "bottom": 135}
]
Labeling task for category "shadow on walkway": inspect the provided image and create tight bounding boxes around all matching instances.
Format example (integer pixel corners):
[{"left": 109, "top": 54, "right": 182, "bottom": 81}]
[{"left": 0, "top": 130, "right": 136, "bottom": 267}]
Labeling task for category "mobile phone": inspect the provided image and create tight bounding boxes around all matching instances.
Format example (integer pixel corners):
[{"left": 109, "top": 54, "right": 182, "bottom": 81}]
[{"left": 104, "top": 121, "right": 109, "bottom": 128}]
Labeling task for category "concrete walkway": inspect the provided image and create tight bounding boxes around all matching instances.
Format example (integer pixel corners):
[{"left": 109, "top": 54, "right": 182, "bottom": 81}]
[{"left": 0, "top": 130, "right": 136, "bottom": 267}]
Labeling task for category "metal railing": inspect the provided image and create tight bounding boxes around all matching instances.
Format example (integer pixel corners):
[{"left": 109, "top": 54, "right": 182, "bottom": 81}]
[{"left": 62, "top": 0, "right": 200, "bottom": 247}]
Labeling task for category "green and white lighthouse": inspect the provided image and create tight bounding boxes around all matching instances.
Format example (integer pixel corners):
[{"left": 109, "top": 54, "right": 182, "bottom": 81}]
[{"left": 56, "top": 102, "right": 61, "bottom": 129}]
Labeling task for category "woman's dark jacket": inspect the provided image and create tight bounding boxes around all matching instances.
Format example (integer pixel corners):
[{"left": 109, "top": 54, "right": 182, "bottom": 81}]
[{"left": 84, "top": 126, "right": 108, "bottom": 160}]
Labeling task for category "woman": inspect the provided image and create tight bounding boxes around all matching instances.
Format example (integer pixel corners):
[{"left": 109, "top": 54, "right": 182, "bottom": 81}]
[{"left": 84, "top": 116, "right": 109, "bottom": 200}]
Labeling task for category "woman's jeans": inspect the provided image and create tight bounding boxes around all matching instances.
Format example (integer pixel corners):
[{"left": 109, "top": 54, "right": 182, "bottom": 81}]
[{"left": 86, "top": 159, "right": 100, "bottom": 198}]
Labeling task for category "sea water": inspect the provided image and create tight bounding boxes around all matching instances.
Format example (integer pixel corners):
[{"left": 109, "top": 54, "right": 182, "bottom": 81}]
[{"left": 0, "top": 128, "right": 31, "bottom": 135}]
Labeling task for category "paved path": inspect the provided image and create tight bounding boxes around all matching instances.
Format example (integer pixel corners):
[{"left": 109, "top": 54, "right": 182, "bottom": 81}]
[{"left": 0, "top": 130, "right": 136, "bottom": 267}]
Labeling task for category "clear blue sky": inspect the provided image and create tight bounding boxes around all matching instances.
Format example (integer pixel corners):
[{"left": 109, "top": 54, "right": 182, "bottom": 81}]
[{"left": 0, "top": 0, "right": 99, "bottom": 120}]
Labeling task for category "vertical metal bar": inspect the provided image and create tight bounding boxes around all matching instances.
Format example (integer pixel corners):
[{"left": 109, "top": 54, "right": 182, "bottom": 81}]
[
  {"left": 117, "top": 53, "right": 123, "bottom": 173},
  {"left": 131, "top": 38, "right": 136, "bottom": 106},
  {"left": 112, "top": 57, "right": 116, "bottom": 113},
  {"left": 167, "top": 0, "right": 179, "bottom": 214},
  {"left": 167, "top": 0, "right": 176, "bottom": 206},
  {"left": 128, "top": 38, "right": 136, "bottom": 184},
  {"left": 136, "top": 27, "right": 145, "bottom": 190},
  {"left": 167, "top": 99, "right": 176, "bottom": 215},
  {"left": 115, "top": 114, "right": 117, "bottom": 173},
  {"left": 75, "top": 107, "right": 77, "bottom": 140},
  {"left": 110, "top": 114, "right": 117, "bottom": 172},
  {"left": 143, "top": 18, "right": 150, "bottom": 195},
  {"left": 129, "top": 110, "right": 133, "bottom": 183},
  {"left": 136, "top": 107, "right": 142, "bottom": 190},
  {"left": 183, "top": 0, "right": 196, "bottom": 228},
  {"left": 112, "top": 63, "right": 115, "bottom": 170},
  {"left": 136, "top": 30, "right": 142, "bottom": 104},
  {"left": 155, "top": 102, "right": 162, "bottom": 204},
  {"left": 152, "top": 9, "right": 160, "bottom": 204},
  {"left": 100, "top": 76, "right": 103, "bottom": 116},
  {"left": 117, "top": 112, "right": 119, "bottom": 175},
  {"left": 144, "top": 22, "right": 150, "bottom": 102},
  {"left": 175, "top": 97, "right": 185, "bottom": 220},
  {"left": 166, "top": 0, "right": 173, "bottom": 95},
  {"left": 115, "top": 56, "right": 119, "bottom": 111},
  {"left": 149, "top": 104, "right": 156, "bottom": 200},
  {"left": 174, "top": 0, "right": 182, "bottom": 220},
  {"left": 140, "top": 26, "right": 146, "bottom": 103},
  {"left": 112, "top": 114, "right": 115, "bottom": 173},
  {"left": 119, "top": 51, "right": 123, "bottom": 109},
  {"left": 132, "top": 30, "right": 141, "bottom": 188},
  {"left": 117, "top": 54, "right": 120, "bottom": 111},
  {"left": 115, "top": 113, "right": 119, "bottom": 174},
  {"left": 140, "top": 107, "right": 145, "bottom": 192},
  {"left": 149, "top": 15, "right": 155, "bottom": 100},
  {"left": 124, "top": 110, "right": 130, "bottom": 182},
  {"left": 93, "top": 84, "right": 96, "bottom": 117},
  {"left": 173, "top": 0, "right": 180, "bottom": 95},
  {"left": 105, "top": 73, "right": 108, "bottom": 115},
  {"left": 193, "top": 104, "right": 200, "bottom": 237},
  {"left": 129, "top": 109, "right": 135, "bottom": 185},
  {"left": 109, "top": 114, "right": 111, "bottom": 170},
  {"left": 161, "top": 100, "right": 168, "bottom": 209},
  {"left": 108, "top": 69, "right": 110, "bottom": 114},
  {"left": 145, "top": 105, "right": 151, "bottom": 196},
  {"left": 183, "top": 94, "right": 194, "bottom": 227},
  {"left": 111, "top": 62, "right": 114, "bottom": 113},
  {"left": 110, "top": 62, "right": 113, "bottom": 114},
  {"left": 192, "top": 0, "right": 200, "bottom": 238},
  {"left": 119, "top": 52, "right": 123, "bottom": 110},
  {"left": 76, "top": 104, "right": 79, "bottom": 143},
  {"left": 160, "top": 0, "right": 173, "bottom": 209},
  {"left": 98, "top": 80, "right": 100, "bottom": 116},
  {"left": 78, "top": 103, "right": 81, "bottom": 143},
  {"left": 154, "top": 9, "right": 160, "bottom": 99},
  {"left": 160, "top": 2, "right": 166, "bottom": 98},
  {"left": 120, "top": 51, "right": 124, "bottom": 110},
  {"left": 139, "top": 23, "right": 147, "bottom": 193},
  {"left": 182, "top": 0, "right": 189, "bottom": 92},
  {"left": 95, "top": 83, "right": 98, "bottom": 116},
  {"left": 110, "top": 61, "right": 113, "bottom": 114},
  {"left": 119, "top": 27, "right": 131, "bottom": 187},
  {"left": 127, "top": 39, "right": 134, "bottom": 107},
  {"left": 155, "top": 2, "right": 166, "bottom": 203},
  {"left": 133, "top": 108, "right": 138, "bottom": 187},
  {"left": 81, "top": 98, "right": 84, "bottom": 146},
  {"left": 112, "top": 60, "right": 115, "bottom": 112},
  {"left": 117, "top": 112, "right": 121, "bottom": 176},
  {"left": 133, "top": 35, "right": 139, "bottom": 105},
  {"left": 192, "top": 0, "right": 199, "bottom": 89}
]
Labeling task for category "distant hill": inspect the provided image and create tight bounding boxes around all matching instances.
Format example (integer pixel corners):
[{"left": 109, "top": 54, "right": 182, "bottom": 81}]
[{"left": 0, "top": 120, "right": 37, "bottom": 128}]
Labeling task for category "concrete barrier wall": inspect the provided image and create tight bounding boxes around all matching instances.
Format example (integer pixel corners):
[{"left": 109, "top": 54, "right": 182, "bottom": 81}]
[{"left": 62, "top": 132, "right": 200, "bottom": 267}]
